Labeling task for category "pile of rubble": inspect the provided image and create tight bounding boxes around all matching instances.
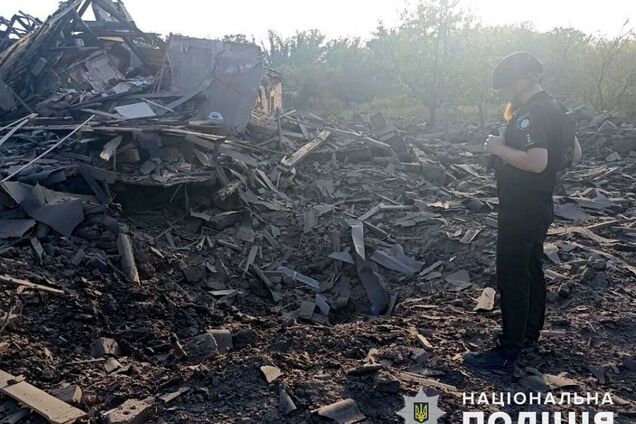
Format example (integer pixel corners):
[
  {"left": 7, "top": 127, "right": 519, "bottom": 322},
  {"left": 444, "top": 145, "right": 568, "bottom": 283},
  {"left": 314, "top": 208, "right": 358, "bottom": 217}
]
[{"left": 0, "top": 1, "right": 634, "bottom": 423}]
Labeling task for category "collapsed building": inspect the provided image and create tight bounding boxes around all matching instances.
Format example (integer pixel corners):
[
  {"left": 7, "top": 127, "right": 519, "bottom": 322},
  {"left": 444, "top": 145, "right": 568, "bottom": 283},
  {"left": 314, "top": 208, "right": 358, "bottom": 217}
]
[
  {"left": 0, "top": 1, "right": 634, "bottom": 423},
  {"left": 0, "top": 0, "right": 280, "bottom": 132}
]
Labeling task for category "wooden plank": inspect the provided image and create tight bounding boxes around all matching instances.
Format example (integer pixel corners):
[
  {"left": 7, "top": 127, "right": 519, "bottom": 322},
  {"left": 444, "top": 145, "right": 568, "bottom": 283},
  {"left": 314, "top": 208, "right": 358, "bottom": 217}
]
[
  {"left": 166, "top": 129, "right": 223, "bottom": 142},
  {"left": 184, "top": 135, "right": 219, "bottom": 152},
  {"left": 0, "top": 369, "right": 86, "bottom": 424},
  {"left": 117, "top": 234, "right": 140, "bottom": 283},
  {"left": 99, "top": 136, "right": 122, "bottom": 161},
  {"left": 0, "top": 274, "right": 64, "bottom": 295},
  {"left": 280, "top": 130, "right": 331, "bottom": 168},
  {"left": 80, "top": 108, "right": 120, "bottom": 120},
  {"left": 323, "top": 126, "right": 393, "bottom": 151},
  {"left": 0, "top": 117, "right": 30, "bottom": 148},
  {"left": 0, "top": 113, "right": 37, "bottom": 133}
]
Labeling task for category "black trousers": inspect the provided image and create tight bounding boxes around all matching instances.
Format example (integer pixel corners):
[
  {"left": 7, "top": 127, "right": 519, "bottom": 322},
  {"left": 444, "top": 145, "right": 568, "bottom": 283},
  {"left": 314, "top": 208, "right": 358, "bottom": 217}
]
[{"left": 496, "top": 191, "right": 553, "bottom": 359}]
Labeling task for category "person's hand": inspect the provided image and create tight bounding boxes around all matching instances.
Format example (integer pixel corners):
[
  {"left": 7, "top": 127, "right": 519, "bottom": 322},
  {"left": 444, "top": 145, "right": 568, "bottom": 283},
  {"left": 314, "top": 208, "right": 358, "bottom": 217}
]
[{"left": 484, "top": 134, "right": 504, "bottom": 156}]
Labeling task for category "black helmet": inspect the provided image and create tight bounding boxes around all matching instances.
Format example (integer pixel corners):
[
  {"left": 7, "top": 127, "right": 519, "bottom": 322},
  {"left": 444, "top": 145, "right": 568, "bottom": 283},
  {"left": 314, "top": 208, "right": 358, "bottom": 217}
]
[{"left": 492, "top": 51, "right": 544, "bottom": 89}]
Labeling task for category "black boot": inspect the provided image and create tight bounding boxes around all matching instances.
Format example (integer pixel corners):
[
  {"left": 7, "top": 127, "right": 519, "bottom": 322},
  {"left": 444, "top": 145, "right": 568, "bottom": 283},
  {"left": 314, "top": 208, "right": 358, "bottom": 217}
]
[
  {"left": 522, "top": 338, "right": 539, "bottom": 352},
  {"left": 463, "top": 347, "right": 515, "bottom": 373}
]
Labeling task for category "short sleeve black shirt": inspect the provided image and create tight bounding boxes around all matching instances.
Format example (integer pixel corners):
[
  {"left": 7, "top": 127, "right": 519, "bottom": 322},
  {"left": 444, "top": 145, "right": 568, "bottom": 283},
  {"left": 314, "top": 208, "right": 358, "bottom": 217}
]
[{"left": 495, "top": 91, "right": 564, "bottom": 199}]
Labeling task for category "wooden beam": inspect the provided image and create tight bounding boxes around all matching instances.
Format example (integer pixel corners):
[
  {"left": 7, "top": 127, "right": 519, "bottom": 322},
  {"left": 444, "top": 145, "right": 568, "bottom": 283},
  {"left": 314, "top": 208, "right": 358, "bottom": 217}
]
[
  {"left": 0, "top": 116, "right": 33, "bottom": 148},
  {"left": 280, "top": 130, "right": 331, "bottom": 168},
  {"left": 0, "top": 274, "right": 64, "bottom": 295}
]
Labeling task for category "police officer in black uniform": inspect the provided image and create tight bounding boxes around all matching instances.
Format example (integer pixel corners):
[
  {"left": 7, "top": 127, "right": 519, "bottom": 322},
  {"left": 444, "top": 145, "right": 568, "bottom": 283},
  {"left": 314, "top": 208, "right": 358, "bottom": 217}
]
[{"left": 463, "top": 52, "right": 582, "bottom": 372}]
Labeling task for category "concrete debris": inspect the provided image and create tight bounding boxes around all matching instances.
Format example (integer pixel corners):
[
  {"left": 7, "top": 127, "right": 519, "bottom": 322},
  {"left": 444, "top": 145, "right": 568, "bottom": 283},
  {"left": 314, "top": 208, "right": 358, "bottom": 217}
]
[
  {"left": 207, "top": 329, "right": 233, "bottom": 353},
  {"left": 103, "top": 398, "right": 154, "bottom": 424},
  {"left": 91, "top": 337, "right": 122, "bottom": 357},
  {"left": 183, "top": 333, "right": 219, "bottom": 363},
  {"left": 51, "top": 385, "right": 82, "bottom": 405},
  {"left": 260, "top": 365, "right": 282, "bottom": 384},
  {"left": 104, "top": 357, "right": 123, "bottom": 373},
  {"left": 473, "top": 287, "right": 496, "bottom": 311}
]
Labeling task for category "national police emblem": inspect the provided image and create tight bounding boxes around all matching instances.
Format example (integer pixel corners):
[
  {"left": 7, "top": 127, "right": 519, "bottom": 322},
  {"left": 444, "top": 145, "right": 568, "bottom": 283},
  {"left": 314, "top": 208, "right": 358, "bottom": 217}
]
[
  {"left": 517, "top": 112, "right": 532, "bottom": 130},
  {"left": 397, "top": 388, "right": 445, "bottom": 424},
  {"left": 414, "top": 401, "right": 428, "bottom": 422}
]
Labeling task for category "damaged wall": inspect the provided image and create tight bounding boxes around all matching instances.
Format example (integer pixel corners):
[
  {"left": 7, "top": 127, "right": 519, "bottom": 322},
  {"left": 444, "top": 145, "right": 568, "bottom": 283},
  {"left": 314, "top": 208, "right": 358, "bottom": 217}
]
[
  {"left": 252, "top": 69, "right": 283, "bottom": 121},
  {"left": 166, "top": 35, "right": 266, "bottom": 133}
]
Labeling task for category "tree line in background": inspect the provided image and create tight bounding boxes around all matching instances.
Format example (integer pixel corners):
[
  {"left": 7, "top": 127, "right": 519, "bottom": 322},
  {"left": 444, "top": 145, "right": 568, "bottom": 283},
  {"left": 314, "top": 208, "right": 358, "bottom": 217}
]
[{"left": 233, "top": 0, "right": 636, "bottom": 124}]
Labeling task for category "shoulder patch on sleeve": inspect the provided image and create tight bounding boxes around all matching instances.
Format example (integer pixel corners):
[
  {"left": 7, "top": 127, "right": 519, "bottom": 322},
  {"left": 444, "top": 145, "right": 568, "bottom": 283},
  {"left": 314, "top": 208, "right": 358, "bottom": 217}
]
[{"left": 516, "top": 112, "right": 532, "bottom": 130}]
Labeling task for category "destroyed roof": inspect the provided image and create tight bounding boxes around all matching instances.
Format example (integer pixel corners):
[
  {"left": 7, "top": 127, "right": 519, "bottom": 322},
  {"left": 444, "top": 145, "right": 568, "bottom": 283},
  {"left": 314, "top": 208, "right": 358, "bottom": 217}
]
[
  {"left": 0, "top": 0, "right": 277, "bottom": 136},
  {"left": 0, "top": 11, "right": 41, "bottom": 53}
]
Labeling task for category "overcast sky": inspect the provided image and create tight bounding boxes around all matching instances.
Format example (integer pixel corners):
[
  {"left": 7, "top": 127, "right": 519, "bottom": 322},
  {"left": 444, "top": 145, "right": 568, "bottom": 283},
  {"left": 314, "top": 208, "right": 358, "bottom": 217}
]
[{"left": 1, "top": 0, "right": 634, "bottom": 42}]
